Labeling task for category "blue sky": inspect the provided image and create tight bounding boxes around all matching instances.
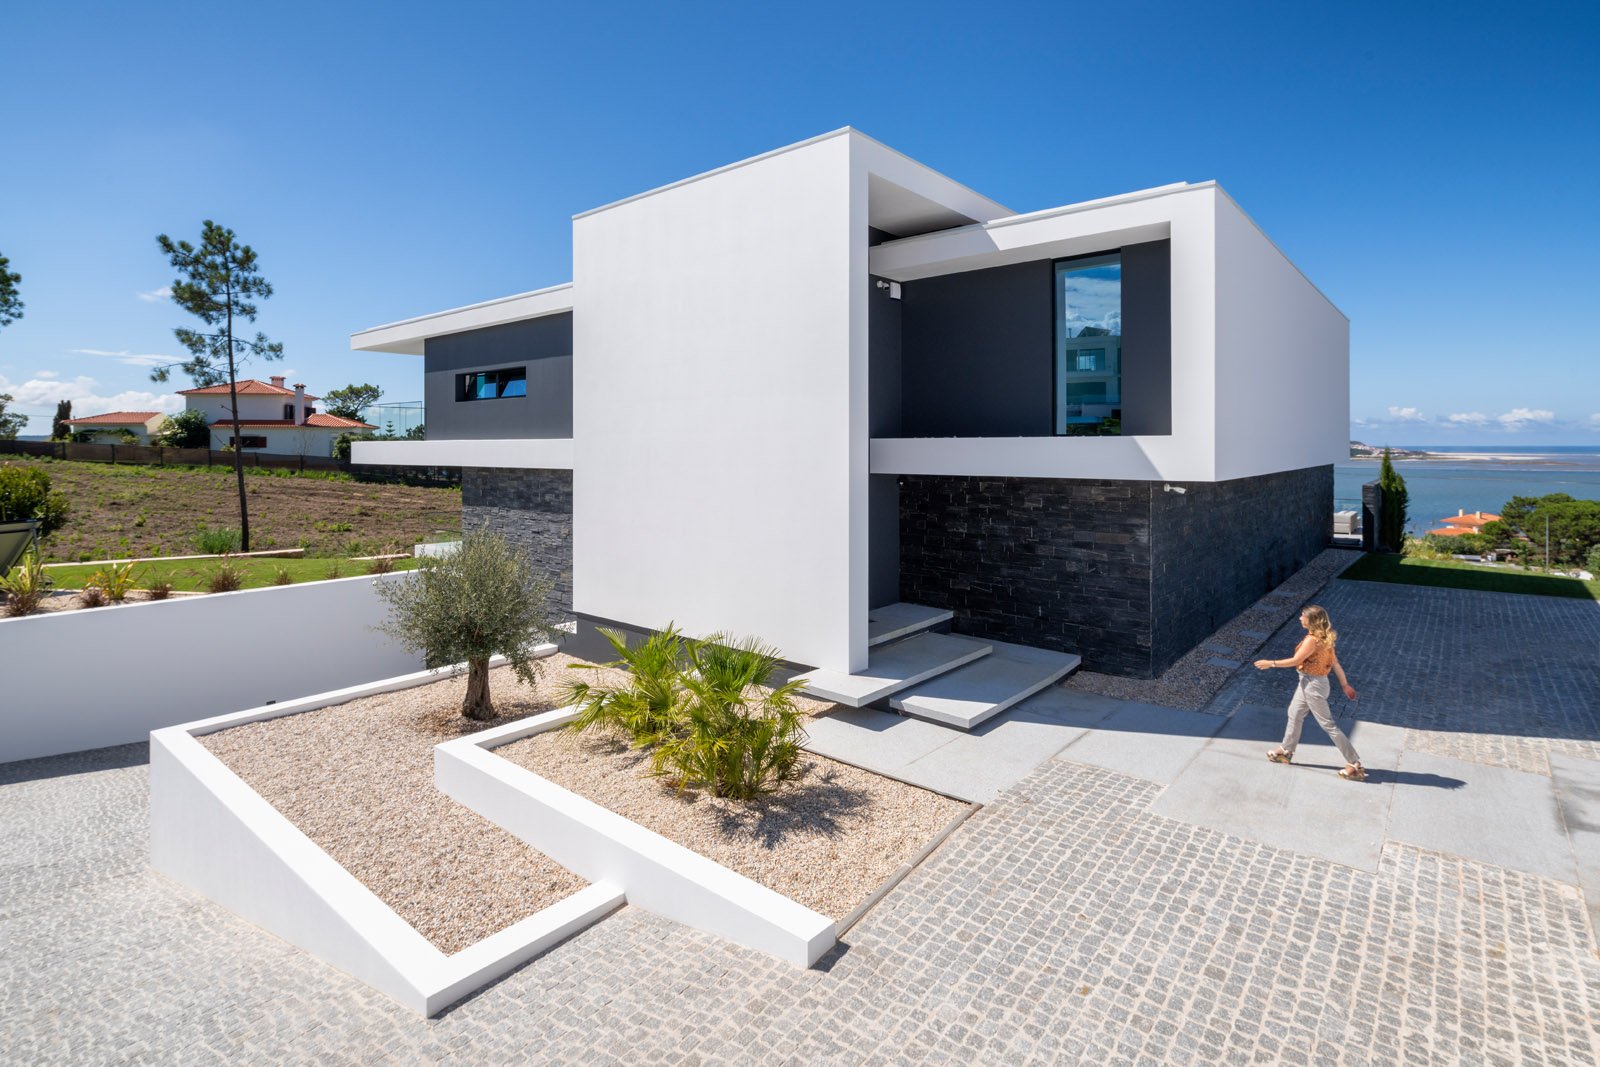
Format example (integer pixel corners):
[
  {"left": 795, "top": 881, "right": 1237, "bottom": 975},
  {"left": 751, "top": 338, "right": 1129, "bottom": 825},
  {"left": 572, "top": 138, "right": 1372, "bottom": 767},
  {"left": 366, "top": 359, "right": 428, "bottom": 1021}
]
[{"left": 1, "top": 1, "right": 1596, "bottom": 442}]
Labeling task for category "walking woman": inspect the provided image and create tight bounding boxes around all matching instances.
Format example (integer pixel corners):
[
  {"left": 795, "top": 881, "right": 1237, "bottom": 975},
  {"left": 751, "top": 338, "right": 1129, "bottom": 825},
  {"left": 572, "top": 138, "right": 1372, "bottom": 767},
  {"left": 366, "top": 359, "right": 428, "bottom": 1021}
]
[{"left": 1255, "top": 604, "right": 1366, "bottom": 781}]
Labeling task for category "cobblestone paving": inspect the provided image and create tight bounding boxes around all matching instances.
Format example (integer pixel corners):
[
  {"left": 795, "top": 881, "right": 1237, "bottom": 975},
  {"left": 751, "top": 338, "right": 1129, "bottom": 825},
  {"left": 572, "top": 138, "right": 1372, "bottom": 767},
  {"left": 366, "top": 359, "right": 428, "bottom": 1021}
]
[
  {"left": 4, "top": 580, "right": 1600, "bottom": 1064},
  {"left": 1212, "top": 578, "right": 1600, "bottom": 775}
]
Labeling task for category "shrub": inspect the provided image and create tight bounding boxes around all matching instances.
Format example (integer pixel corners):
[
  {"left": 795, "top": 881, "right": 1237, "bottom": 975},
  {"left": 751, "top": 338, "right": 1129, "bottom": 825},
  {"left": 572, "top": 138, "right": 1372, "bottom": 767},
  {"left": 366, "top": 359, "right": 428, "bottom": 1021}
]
[
  {"left": 154, "top": 407, "right": 211, "bottom": 448},
  {"left": 207, "top": 559, "right": 245, "bottom": 593},
  {"left": 1, "top": 549, "right": 53, "bottom": 616},
  {"left": 194, "top": 525, "right": 241, "bottom": 555},
  {"left": 376, "top": 530, "right": 555, "bottom": 720},
  {"left": 367, "top": 554, "right": 398, "bottom": 575},
  {"left": 146, "top": 579, "right": 175, "bottom": 600},
  {"left": 323, "top": 560, "right": 344, "bottom": 579},
  {"left": 271, "top": 565, "right": 294, "bottom": 586},
  {"left": 78, "top": 585, "right": 107, "bottom": 608},
  {"left": 648, "top": 634, "right": 808, "bottom": 800},
  {"left": 565, "top": 625, "right": 688, "bottom": 747},
  {"left": 87, "top": 560, "right": 141, "bottom": 602},
  {"left": 0, "top": 464, "right": 70, "bottom": 536},
  {"left": 1588, "top": 544, "right": 1600, "bottom": 577}
]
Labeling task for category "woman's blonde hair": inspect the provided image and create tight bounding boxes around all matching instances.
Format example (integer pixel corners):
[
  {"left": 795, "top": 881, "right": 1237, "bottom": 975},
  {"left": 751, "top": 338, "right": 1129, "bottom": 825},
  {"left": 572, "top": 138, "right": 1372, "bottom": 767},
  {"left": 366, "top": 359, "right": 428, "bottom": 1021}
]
[{"left": 1302, "top": 604, "right": 1337, "bottom": 649}]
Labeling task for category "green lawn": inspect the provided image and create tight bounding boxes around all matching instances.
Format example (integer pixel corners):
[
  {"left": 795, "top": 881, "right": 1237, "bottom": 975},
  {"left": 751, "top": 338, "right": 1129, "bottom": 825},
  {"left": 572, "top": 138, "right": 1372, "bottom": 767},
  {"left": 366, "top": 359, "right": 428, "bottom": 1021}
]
[
  {"left": 44, "top": 555, "right": 419, "bottom": 593},
  {"left": 1339, "top": 552, "right": 1600, "bottom": 601}
]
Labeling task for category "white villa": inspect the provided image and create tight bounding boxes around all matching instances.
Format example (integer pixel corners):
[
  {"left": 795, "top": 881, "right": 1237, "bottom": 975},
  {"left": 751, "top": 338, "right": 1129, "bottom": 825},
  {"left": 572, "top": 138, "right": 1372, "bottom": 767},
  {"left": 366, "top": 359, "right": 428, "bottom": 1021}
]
[
  {"left": 350, "top": 128, "right": 1347, "bottom": 720},
  {"left": 65, "top": 376, "right": 374, "bottom": 456}
]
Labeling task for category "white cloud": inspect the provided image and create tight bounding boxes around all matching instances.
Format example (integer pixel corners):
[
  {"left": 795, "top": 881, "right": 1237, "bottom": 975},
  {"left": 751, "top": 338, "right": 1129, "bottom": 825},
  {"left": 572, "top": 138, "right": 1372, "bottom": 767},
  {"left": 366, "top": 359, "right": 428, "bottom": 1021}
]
[
  {"left": 1496, "top": 407, "right": 1556, "bottom": 429},
  {"left": 0, "top": 373, "right": 184, "bottom": 418},
  {"left": 34, "top": 370, "right": 59, "bottom": 379},
  {"left": 1386, "top": 406, "right": 1427, "bottom": 422},
  {"left": 1448, "top": 411, "right": 1490, "bottom": 425},
  {"left": 137, "top": 286, "right": 173, "bottom": 303},
  {"left": 1588, "top": 413, "right": 1600, "bottom": 429},
  {"left": 68, "top": 348, "right": 175, "bottom": 369}
]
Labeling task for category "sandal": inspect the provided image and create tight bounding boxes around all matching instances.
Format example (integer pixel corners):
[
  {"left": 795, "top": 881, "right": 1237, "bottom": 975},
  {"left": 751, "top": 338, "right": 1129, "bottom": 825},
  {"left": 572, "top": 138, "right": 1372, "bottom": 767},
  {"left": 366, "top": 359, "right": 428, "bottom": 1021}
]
[
  {"left": 1338, "top": 763, "right": 1367, "bottom": 781},
  {"left": 1266, "top": 748, "right": 1293, "bottom": 764}
]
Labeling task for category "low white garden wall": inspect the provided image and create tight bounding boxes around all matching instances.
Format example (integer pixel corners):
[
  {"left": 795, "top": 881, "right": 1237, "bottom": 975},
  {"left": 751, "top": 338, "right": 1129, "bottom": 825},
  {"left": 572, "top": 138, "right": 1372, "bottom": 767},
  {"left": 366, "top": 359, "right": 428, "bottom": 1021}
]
[
  {"left": 149, "top": 656, "right": 622, "bottom": 1017},
  {"left": 436, "top": 711, "right": 838, "bottom": 968},
  {"left": 1, "top": 575, "right": 423, "bottom": 765}
]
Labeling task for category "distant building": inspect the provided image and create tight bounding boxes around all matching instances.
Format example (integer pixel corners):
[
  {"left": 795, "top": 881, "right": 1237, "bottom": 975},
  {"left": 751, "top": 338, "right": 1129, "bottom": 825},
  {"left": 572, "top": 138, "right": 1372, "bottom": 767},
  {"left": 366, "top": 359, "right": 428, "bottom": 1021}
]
[
  {"left": 1428, "top": 510, "right": 1501, "bottom": 537},
  {"left": 66, "top": 376, "right": 375, "bottom": 457},
  {"left": 60, "top": 411, "right": 166, "bottom": 444}
]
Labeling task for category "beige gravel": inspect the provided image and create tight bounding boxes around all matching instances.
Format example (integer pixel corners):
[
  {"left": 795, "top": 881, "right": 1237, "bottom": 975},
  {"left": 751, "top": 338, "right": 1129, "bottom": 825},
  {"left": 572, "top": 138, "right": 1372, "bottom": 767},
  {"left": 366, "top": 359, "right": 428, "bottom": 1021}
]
[
  {"left": 496, "top": 726, "right": 965, "bottom": 922},
  {"left": 1065, "top": 548, "right": 1361, "bottom": 710},
  {"left": 200, "top": 656, "right": 592, "bottom": 954}
]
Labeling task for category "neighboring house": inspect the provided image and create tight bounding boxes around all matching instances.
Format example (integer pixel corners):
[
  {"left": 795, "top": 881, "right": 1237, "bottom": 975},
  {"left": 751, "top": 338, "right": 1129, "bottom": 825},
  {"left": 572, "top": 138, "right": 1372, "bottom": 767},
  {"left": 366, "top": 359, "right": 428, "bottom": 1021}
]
[
  {"left": 61, "top": 411, "right": 166, "bottom": 443},
  {"left": 1428, "top": 510, "right": 1501, "bottom": 537},
  {"left": 68, "top": 377, "right": 374, "bottom": 456},
  {"left": 350, "top": 129, "right": 1347, "bottom": 694}
]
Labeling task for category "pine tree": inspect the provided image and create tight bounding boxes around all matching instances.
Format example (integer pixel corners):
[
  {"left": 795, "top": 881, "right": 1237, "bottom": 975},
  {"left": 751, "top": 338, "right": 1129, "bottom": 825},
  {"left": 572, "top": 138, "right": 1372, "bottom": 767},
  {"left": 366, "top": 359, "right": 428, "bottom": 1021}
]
[
  {"left": 51, "top": 400, "right": 72, "bottom": 441},
  {"left": 150, "top": 222, "right": 283, "bottom": 552},
  {"left": 1377, "top": 448, "right": 1409, "bottom": 552}
]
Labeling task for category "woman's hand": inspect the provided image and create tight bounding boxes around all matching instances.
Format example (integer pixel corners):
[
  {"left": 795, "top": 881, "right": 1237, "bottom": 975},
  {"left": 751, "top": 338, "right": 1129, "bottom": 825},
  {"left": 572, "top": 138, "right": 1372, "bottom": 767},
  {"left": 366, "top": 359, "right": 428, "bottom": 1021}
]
[
  {"left": 1253, "top": 659, "right": 1273, "bottom": 670},
  {"left": 1342, "top": 683, "right": 1357, "bottom": 700}
]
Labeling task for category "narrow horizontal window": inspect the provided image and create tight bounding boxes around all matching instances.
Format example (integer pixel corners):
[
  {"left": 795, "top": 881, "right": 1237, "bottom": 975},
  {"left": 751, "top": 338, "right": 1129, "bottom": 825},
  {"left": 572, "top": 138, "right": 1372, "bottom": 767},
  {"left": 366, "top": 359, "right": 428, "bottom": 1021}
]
[{"left": 457, "top": 366, "right": 528, "bottom": 402}]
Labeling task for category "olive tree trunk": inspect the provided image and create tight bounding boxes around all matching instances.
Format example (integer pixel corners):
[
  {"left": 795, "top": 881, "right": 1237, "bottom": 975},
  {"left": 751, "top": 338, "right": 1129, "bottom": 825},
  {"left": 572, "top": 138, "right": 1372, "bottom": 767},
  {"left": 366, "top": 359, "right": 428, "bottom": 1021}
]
[{"left": 462, "top": 656, "right": 495, "bottom": 720}]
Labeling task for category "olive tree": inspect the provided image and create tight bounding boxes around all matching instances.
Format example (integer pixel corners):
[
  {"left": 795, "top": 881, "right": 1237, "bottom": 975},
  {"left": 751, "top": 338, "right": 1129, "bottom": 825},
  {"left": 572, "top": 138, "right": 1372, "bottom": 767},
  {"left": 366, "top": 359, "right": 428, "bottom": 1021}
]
[{"left": 375, "top": 531, "right": 556, "bottom": 720}]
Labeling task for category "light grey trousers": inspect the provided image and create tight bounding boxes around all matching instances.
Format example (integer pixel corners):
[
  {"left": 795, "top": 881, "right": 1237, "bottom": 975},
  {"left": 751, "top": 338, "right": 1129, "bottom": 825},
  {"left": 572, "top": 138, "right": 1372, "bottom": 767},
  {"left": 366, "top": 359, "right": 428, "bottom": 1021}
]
[{"left": 1281, "top": 673, "right": 1361, "bottom": 764}]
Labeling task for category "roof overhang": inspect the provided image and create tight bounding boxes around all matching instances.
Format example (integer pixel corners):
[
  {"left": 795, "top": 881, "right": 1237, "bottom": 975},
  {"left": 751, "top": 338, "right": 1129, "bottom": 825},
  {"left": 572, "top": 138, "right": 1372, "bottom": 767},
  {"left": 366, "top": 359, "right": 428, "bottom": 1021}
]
[{"left": 350, "top": 283, "right": 575, "bottom": 356}]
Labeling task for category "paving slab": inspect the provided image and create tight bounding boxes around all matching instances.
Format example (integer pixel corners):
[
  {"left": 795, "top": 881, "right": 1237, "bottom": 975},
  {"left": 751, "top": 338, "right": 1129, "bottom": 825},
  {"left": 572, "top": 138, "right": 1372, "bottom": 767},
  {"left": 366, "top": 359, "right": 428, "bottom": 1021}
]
[
  {"left": 1549, "top": 752, "right": 1600, "bottom": 941},
  {"left": 1054, "top": 702, "right": 1226, "bottom": 784},
  {"left": 865, "top": 602, "right": 953, "bottom": 647},
  {"left": 890, "top": 642, "right": 1080, "bottom": 730},
  {"left": 1210, "top": 703, "right": 1405, "bottom": 772},
  {"left": 1151, "top": 742, "right": 1396, "bottom": 871},
  {"left": 796, "top": 632, "right": 991, "bottom": 706},
  {"left": 892, "top": 696, "right": 1108, "bottom": 802},
  {"left": 1389, "top": 750, "right": 1576, "bottom": 885},
  {"left": 802, "top": 707, "right": 956, "bottom": 772}
]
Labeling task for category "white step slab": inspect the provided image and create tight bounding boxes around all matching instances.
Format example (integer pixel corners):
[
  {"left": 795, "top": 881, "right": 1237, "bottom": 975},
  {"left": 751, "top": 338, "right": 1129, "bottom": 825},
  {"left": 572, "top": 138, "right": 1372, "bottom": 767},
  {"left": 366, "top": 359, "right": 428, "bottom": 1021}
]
[
  {"left": 890, "top": 641, "right": 1081, "bottom": 730},
  {"left": 797, "top": 632, "right": 991, "bottom": 707},
  {"left": 867, "top": 602, "right": 955, "bottom": 647}
]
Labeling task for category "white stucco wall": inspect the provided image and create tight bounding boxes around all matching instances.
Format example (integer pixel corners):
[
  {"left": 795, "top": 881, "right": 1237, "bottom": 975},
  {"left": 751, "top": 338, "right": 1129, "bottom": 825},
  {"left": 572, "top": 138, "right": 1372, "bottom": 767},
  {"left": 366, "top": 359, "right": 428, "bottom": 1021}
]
[
  {"left": 572, "top": 132, "right": 864, "bottom": 672},
  {"left": 187, "top": 393, "right": 295, "bottom": 423},
  {"left": 208, "top": 424, "right": 345, "bottom": 457},
  {"left": 0, "top": 575, "right": 424, "bottom": 764},
  {"left": 1211, "top": 192, "right": 1348, "bottom": 480}
]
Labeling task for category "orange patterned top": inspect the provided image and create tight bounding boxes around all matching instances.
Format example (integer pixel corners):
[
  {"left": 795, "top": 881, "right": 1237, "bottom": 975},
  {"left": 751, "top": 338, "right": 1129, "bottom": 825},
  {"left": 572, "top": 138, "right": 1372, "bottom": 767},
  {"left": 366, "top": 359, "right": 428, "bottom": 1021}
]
[{"left": 1296, "top": 637, "right": 1334, "bottom": 676}]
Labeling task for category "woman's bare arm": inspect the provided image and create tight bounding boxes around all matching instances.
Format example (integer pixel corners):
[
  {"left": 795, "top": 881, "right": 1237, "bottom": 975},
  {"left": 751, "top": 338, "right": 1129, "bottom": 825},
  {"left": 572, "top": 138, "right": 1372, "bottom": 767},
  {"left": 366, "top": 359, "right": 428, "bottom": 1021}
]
[
  {"left": 1254, "top": 636, "right": 1318, "bottom": 671},
  {"left": 1331, "top": 651, "right": 1357, "bottom": 699}
]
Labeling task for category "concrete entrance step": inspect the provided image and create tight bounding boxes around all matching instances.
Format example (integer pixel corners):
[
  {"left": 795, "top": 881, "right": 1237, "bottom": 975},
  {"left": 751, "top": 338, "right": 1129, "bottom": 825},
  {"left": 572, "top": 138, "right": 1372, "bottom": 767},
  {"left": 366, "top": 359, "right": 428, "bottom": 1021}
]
[
  {"left": 797, "top": 632, "right": 992, "bottom": 708},
  {"left": 889, "top": 641, "right": 1082, "bottom": 730},
  {"left": 867, "top": 602, "right": 955, "bottom": 647}
]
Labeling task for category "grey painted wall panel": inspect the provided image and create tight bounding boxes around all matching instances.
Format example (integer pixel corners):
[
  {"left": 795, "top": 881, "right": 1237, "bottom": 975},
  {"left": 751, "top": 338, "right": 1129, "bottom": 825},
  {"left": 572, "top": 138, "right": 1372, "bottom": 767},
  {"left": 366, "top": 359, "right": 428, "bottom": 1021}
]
[
  {"left": 424, "top": 314, "right": 574, "bottom": 440},
  {"left": 869, "top": 474, "right": 900, "bottom": 608},
  {"left": 1120, "top": 240, "right": 1172, "bottom": 436},
  {"left": 868, "top": 276, "right": 903, "bottom": 437},
  {"left": 899, "top": 261, "right": 1055, "bottom": 437}
]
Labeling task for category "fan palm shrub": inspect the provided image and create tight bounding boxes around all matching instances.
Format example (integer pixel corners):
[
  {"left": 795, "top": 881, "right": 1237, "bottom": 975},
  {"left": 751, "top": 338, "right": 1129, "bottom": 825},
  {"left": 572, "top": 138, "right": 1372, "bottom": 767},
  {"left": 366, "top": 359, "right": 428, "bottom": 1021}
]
[
  {"left": 564, "top": 625, "right": 688, "bottom": 747},
  {"left": 1, "top": 548, "right": 52, "bottom": 616},
  {"left": 648, "top": 634, "right": 809, "bottom": 800}
]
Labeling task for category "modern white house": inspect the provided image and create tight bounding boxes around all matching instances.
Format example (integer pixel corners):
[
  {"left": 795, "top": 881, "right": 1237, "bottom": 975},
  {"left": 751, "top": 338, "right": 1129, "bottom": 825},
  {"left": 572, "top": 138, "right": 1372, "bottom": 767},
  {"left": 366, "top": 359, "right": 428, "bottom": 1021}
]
[
  {"left": 67, "top": 376, "right": 374, "bottom": 456},
  {"left": 351, "top": 129, "right": 1346, "bottom": 723}
]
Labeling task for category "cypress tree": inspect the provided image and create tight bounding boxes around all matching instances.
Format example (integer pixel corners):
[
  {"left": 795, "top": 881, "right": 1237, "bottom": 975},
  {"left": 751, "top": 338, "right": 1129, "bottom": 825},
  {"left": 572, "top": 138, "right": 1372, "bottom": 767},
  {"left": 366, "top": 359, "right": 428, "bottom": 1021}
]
[{"left": 1377, "top": 448, "right": 1409, "bottom": 551}]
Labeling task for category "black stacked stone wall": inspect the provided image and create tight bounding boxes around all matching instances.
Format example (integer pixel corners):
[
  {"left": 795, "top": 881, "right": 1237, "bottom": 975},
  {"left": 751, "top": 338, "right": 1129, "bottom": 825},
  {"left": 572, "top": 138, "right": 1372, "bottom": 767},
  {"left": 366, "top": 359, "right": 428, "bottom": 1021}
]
[
  {"left": 461, "top": 467, "right": 573, "bottom": 621},
  {"left": 1148, "top": 466, "right": 1332, "bottom": 673},
  {"left": 898, "top": 466, "right": 1332, "bottom": 678},
  {"left": 899, "top": 476, "right": 1155, "bottom": 677}
]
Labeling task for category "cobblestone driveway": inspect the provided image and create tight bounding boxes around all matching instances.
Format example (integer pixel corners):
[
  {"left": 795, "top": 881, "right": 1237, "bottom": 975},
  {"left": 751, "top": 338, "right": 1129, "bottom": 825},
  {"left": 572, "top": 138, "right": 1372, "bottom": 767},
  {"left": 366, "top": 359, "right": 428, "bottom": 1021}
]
[{"left": 3, "top": 579, "right": 1599, "bottom": 1065}]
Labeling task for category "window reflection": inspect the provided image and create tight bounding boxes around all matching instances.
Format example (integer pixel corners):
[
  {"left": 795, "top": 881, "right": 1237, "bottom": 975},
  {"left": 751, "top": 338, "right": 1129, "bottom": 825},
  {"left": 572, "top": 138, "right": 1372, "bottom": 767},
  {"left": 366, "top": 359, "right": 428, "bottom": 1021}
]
[{"left": 1055, "top": 254, "right": 1121, "bottom": 435}]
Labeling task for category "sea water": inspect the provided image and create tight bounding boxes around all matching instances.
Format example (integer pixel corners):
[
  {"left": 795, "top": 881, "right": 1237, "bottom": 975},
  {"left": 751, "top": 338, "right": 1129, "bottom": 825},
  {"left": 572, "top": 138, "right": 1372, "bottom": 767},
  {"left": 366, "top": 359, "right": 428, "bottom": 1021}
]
[{"left": 1336, "top": 446, "right": 1600, "bottom": 535}]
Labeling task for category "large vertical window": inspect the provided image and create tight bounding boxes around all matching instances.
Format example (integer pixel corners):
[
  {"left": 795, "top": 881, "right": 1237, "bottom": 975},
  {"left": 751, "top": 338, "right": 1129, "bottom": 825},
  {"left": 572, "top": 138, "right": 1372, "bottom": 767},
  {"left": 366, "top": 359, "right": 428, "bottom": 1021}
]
[{"left": 1055, "top": 253, "right": 1122, "bottom": 435}]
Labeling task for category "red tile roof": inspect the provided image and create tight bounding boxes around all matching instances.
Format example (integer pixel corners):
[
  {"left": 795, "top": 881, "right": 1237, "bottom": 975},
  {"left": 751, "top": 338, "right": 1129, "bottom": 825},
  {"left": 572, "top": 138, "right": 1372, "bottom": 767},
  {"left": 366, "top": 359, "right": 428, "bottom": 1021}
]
[
  {"left": 1427, "top": 511, "right": 1501, "bottom": 537},
  {"left": 63, "top": 411, "right": 161, "bottom": 425},
  {"left": 177, "top": 379, "right": 320, "bottom": 400},
  {"left": 215, "top": 414, "right": 375, "bottom": 430}
]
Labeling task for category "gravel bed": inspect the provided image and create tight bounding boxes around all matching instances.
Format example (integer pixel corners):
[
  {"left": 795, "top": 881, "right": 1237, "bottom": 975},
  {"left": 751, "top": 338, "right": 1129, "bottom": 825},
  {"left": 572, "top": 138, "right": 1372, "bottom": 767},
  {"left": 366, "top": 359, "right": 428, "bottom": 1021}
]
[
  {"left": 495, "top": 726, "right": 966, "bottom": 922},
  {"left": 1065, "top": 548, "right": 1361, "bottom": 710},
  {"left": 200, "top": 656, "right": 591, "bottom": 954}
]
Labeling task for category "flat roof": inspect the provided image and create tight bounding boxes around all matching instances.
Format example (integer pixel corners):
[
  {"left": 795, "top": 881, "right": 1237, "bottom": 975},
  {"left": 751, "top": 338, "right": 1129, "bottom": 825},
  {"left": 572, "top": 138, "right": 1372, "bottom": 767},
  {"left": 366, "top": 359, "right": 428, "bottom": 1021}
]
[{"left": 349, "top": 283, "right": 574, "bottom": 356}]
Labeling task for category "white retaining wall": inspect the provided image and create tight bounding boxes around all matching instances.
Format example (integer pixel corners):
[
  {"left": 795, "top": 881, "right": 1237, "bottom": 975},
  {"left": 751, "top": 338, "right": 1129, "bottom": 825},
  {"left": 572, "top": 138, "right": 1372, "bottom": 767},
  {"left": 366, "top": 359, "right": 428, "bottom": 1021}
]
[
  {"left": 436, "top": 710, "right": 838, "bottom": 967},
  {"left": 0, "top": 575, "right": 423, "bottom": 765},
  {"left": 150, "top": 660, "right": 622, "bottom": 1017}
]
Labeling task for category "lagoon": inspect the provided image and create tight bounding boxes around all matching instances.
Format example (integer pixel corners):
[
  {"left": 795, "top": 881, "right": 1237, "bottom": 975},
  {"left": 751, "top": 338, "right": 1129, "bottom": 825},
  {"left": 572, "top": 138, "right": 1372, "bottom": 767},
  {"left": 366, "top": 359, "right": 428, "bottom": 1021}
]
[{"left": 1336, "top": 446, "right": 1600, "bottom": 535}]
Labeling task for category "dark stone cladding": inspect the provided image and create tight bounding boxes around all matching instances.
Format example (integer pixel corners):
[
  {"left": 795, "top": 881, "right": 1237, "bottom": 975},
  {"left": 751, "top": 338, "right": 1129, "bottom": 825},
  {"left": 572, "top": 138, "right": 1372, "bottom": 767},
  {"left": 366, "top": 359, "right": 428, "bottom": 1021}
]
[
  {"left": 461, "top": 467, "right": 573, "bottom": 621},
  {"left": 899, "top": 466, "right": 1332, "bottom": 678}
]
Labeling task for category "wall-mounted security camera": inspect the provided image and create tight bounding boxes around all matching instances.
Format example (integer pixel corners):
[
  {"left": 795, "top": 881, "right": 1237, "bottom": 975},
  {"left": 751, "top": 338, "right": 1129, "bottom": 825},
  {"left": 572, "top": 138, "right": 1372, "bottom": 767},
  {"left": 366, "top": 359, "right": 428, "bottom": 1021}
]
[{"left": 1163, "top": 484, "right": 1186, "bottom": 494}]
